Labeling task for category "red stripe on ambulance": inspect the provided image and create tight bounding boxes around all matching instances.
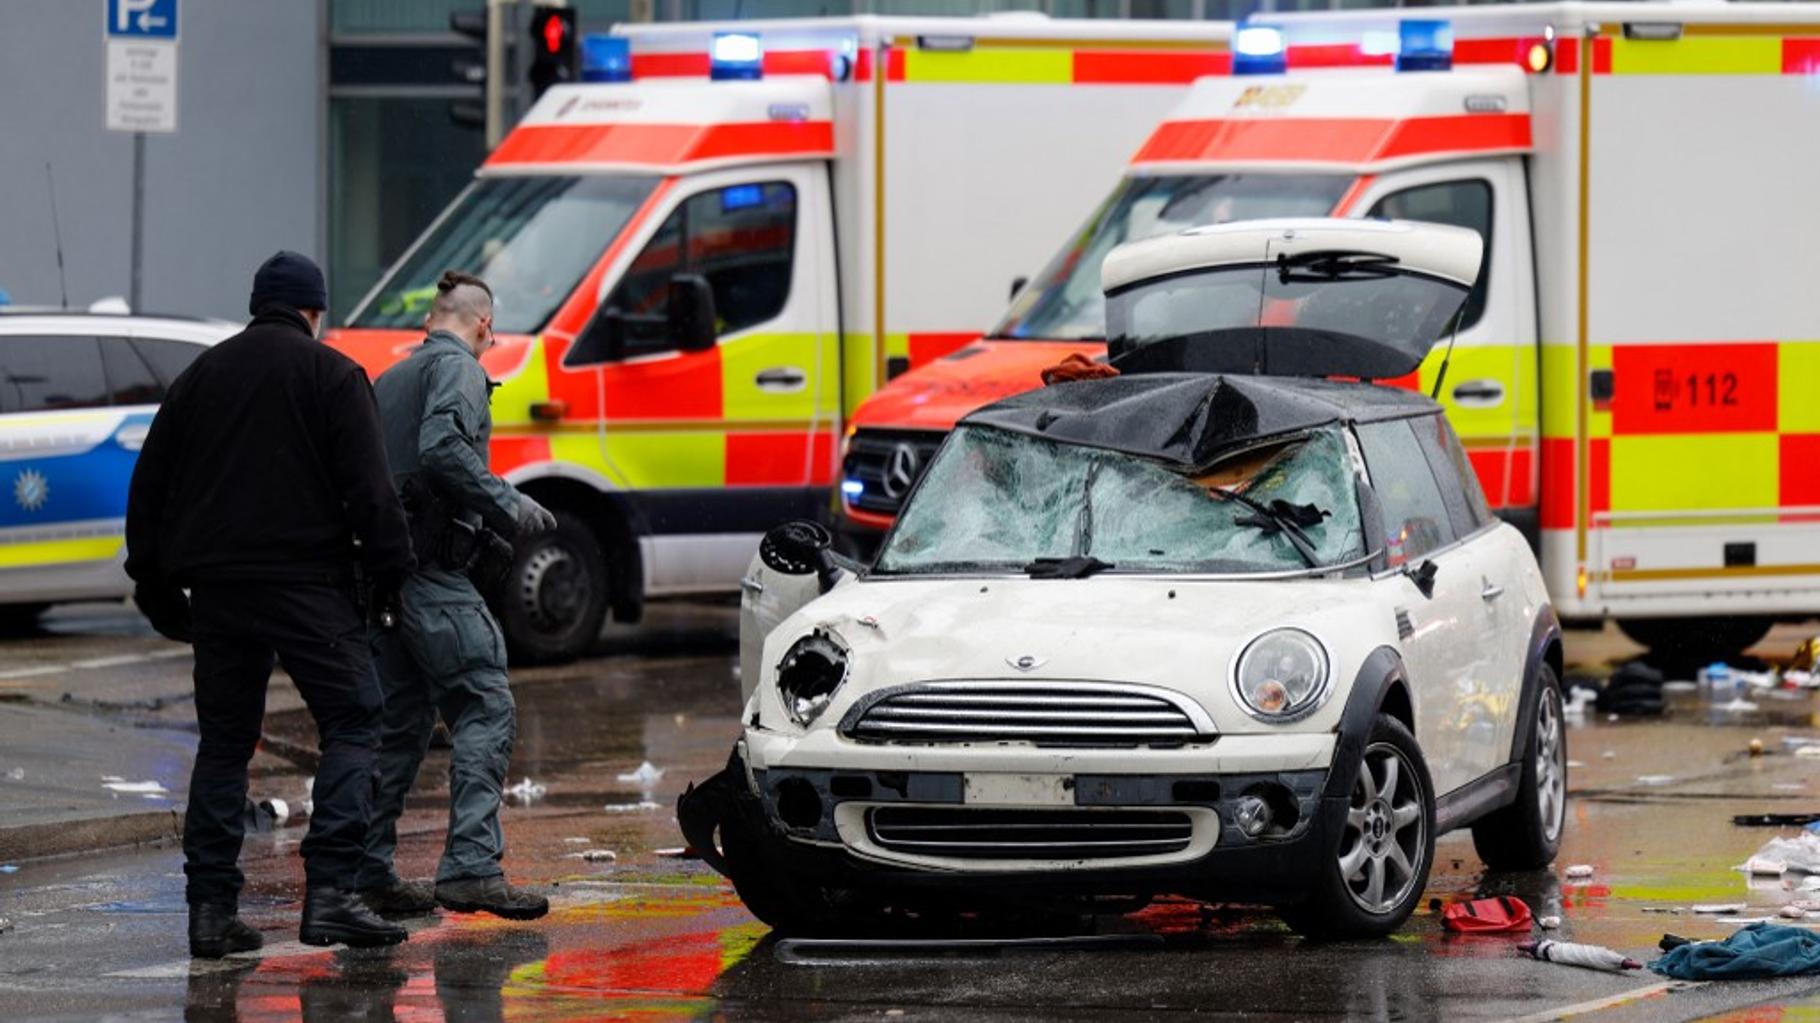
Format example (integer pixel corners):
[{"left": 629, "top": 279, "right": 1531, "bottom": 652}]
[
  {"left": 487, "top": 121, "right": 835, "bottom": 168},
  {"left": 1132, "top": 114, "right": 1529, "bottom": 166}
]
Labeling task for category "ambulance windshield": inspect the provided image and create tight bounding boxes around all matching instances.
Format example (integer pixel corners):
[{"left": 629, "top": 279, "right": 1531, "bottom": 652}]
[
  {"left": 349, "top": 174, "right": 660, "bottom": 334},
  {"left": 990, "top": 173, "right": 1353, "bottom": 342}
]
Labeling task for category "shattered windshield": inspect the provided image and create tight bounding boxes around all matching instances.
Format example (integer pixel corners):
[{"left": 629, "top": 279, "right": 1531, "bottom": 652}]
[
  {"left": 874, "top": 425, "right": 1364, "bottom": 576},
  {"left": 348, "top": 174, "right": 659, "bottom": 333},
  {"left": 989, "top": 173, "right": 1354, "bottom": 342}
]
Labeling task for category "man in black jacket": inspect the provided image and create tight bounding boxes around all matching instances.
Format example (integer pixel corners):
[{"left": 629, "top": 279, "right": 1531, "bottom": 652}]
[{"left": 125, "top": 251, "right": 415, "bottom": 957}]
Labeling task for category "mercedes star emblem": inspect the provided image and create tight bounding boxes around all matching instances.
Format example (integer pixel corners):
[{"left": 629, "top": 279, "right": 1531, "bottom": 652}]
[{"left": 881, "top": 442, "right": 920, "bottom": 500}]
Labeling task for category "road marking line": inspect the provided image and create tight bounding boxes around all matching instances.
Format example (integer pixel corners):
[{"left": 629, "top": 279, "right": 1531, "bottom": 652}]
[
  {"left": 1496, "top": 979, "right": 1691, "bottom": 1023},
  {"left": 0, "top": 647, "right": 191, "bottom": 681},
  {"left": 0, "top": 665, "right": 69, "bottom": 682}
]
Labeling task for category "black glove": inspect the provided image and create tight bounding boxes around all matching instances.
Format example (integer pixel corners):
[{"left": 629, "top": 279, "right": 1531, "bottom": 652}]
[
  {"left": 515, "top": 493, "right": 557, "bottom": 537},
  {"left": 133, "top": 583, "right": 192, "bottom": 644}
]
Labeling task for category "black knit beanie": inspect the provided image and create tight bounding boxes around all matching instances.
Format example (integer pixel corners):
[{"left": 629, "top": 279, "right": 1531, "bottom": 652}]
[{"left": 248, "top": 250, "right": 328, "bottom": 316}]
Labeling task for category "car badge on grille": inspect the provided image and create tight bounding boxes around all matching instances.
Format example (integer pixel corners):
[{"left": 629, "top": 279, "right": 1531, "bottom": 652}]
[
  {"left": 1006, "top": 654, "right": 1047, "bottom": 672},
  {"left": 881, "top": 442, "right": 921, "bottom": 499}
]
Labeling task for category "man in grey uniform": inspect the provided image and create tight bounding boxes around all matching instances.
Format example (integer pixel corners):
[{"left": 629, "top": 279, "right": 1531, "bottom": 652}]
[{"left": 356, "top": 270, "right": 556, "bottom": 919}]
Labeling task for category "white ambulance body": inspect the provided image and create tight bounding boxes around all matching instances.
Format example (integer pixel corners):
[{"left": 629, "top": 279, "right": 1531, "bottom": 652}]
[{"left": 336, "top": 15, "right": 1233, "bottom": 660}]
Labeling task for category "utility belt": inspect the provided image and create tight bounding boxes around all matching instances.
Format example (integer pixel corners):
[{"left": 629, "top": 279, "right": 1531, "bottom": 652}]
[{"left": 399, "top": 475, "right": 515, "bottom": 589}]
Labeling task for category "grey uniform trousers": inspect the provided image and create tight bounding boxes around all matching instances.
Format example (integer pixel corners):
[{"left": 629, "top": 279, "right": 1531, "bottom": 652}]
[{"left": 356, "top": 567, "right": 516, "bottom": 886}]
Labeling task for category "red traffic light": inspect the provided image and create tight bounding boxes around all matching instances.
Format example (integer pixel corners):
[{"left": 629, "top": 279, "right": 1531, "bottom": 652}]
[{"left": 541, "top": 13, "right": 567, "bottom": 54}]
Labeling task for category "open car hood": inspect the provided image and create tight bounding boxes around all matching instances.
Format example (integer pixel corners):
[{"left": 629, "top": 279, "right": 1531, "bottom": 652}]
[{"left": 1100, "top": 218, "right": 1482, "bottom": 380}]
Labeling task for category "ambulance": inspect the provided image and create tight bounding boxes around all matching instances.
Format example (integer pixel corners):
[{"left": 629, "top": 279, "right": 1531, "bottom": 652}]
[
  {"left": 839, "top": 1, "right": 1820, "bottom": 655},
  {"left": 329, "top": 15, "right": 1231, "bottom": 661}
]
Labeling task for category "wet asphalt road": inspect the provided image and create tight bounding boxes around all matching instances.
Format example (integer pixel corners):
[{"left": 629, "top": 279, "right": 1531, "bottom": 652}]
[{"left": 5, "top": 607, "right": 1820, "bottom": 1021}]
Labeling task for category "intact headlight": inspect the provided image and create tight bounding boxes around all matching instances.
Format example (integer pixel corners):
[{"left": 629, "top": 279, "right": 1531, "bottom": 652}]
[
  {"left": 776, "top": 632, "right": 848, "bottom": 727},
  {"left": 1233, "top": 628, "right": 1331, "bottom": 723}
]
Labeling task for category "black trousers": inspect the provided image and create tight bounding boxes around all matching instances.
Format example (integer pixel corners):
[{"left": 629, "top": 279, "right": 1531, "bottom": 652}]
[{"left": 184, "top": 581, "right": 382, "bottom": 906}]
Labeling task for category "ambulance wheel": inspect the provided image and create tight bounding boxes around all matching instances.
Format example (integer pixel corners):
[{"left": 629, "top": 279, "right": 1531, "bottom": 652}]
[
  {"left": 1472, "top": 667, "right": 1565, "bottom": 871},
  {"left": 1617, "top": 617, "right": 1772, "bottom": 657},
  {"left": 0, "top": 603, "right": 47, "bottom": 635},
  {"left": 1280, "top": 714, "right": 1434, "bottom": 941},
  {"left": 493, "top": 511, "right": 609, "bottom": 665}
]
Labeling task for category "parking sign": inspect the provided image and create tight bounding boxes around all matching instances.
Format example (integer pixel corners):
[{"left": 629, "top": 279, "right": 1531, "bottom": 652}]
[{"left": 106, "top": 0, "right": 178, "bottom": 40}]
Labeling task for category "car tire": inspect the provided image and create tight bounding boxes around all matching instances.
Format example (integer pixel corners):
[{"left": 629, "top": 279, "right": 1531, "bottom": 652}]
[
  {"left": 1472, "top": 666, "right": 1567, "bottom": 871},
  {"left": 0, "top": 603, "right": 48, "bottom": 636},
  {"left": 1617, "top": 616, "right": 1772, "bottom": 657},
  {"left": 719, "top": 812, "right": 865, "bottom": 936},
  {"left": 1280, "top": 713, "right": 1435, "bottom": 941},
  {"left": 489, "top": 510, "right": 610, "bottom": 665}
]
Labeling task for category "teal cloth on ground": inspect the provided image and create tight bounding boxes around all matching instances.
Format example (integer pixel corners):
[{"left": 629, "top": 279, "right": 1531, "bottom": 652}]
[{"left": 1650, "top": 923, "right": 1820, "bottom": 980}]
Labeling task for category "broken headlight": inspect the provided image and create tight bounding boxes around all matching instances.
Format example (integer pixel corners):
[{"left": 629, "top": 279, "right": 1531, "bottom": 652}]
[
  {"left": 776, "top": 632, "right": 849, "bottom": 727},
  {"left": 1233, "top": 628, "right": 1330, "bottom": 723}
]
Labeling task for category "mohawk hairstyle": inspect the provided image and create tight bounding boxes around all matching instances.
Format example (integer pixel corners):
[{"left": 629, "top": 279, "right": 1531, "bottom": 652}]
[{"left": 437, "top": 270, "right": 492, "bottom": 299}]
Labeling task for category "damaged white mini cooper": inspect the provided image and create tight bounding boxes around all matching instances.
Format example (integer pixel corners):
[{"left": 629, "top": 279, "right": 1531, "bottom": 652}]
[{"left": 680, "top": 219, "right": 1565, "bottom": 939}]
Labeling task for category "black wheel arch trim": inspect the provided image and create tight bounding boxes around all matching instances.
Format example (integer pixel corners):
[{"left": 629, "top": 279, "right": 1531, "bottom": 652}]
[
  {"left": 1509, "top": 604, "right": 1563, "bottom": 766},
  {"left": 1324, "top": 645, "right": 1411, "bottom": 801}
]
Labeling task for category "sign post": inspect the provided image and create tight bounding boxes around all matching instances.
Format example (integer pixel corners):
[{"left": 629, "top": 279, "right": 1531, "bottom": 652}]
[{"left": 105, "top": 0, "right": 179, "bottom": 312}]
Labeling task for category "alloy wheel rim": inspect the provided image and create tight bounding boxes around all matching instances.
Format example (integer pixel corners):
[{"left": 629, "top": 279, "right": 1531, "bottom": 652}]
[
  {"left": 1536, "top": 689, "right": 1567, "bottom": 842},
  {"left": 1338, "top": 742, "right": 1426, "bottom": 915}
]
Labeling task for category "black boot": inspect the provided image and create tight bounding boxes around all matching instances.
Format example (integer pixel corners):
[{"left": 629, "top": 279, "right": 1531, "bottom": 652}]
[
  {"left": 189, "top": 902, "right": 263, "bottom": 959},
  {"left": 358, "top": 878, "right": 438, "bottom": 919},
  {"left": 435, "top": 875, "right": 549, "bottom": 920},
  {"left": 299, "top": 886, "right": 409, "bottom": 948}
]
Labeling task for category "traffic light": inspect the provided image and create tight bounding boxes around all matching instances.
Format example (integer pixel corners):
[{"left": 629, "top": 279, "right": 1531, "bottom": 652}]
[
  {"left": 449, "top": 6, "right": 490, "bottom": 130},
  {"left": 527, "top": 5, "right": 578, "bottom": 101}
]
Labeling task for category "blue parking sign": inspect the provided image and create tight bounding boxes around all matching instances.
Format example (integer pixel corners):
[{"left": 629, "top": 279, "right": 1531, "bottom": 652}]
[{"left": 106, "top": 0, "right": 178, "bottom": 40}]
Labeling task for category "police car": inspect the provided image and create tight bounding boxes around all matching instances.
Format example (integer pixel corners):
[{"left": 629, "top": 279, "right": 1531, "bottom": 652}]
[
  {"left": 0, "top": 306, "right": 233, "bottom": 630},
  {"left": 683, "top": 220, "right": 1564, "bottom": 939}
]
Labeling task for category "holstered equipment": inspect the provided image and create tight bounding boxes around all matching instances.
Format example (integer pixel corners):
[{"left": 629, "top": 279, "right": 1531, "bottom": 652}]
[{"left": 400, "top": 474, "right": 514, "bottom": 585}]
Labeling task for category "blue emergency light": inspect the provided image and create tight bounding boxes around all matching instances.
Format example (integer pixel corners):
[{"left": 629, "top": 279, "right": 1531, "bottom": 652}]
[
  {"left": 1232, "top": 24, "right": 1287, "bottom": 76},
  {"left": 1396, "top": 19, "right": 1454, "bottom": 72},
  {"left": 840, "top": 480, "right": 865, "bottom": 499},
  {"left": 711, "top": 32, "right": 763, "bottom": 80},
  {"left": 582, "top": 35, "right": 632, "bottom": 82}
]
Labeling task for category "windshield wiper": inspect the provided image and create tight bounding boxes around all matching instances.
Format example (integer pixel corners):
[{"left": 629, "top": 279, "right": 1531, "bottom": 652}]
[
  {"left": 1276, "top": 250, "right": 1401, "bottom": 284},
  {"left": 1210, "top": 489, "right": 1329, "bottom": 569},
  {"left": 1024, "top": 555, "right": 1115, "bottom": 579}
]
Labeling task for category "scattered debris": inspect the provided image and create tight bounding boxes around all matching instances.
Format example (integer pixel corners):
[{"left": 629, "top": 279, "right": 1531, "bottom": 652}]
[
  {"left": 1745, "top": 856, "right": 1789, "bottom": 876},
  {"left": 565, "top": 849, "right": 616, "bottom": 863},
  {"left": 1692, "top": 903, "right": 1749, "bottom": 915},
  {"left": 1750, "top": 738, "right": 1766, "bottom": 757},
  {"left": 1520, "top": 939, "right": 1642, "bottom": 972},
  {"left": 101, "top": 777, "right": 167, "bottom": 796},
  {"left": 1798, "top": 747, "right": 1820, "bottom": 761},
  {"left": 1659, "top": 933, "right": 1698, "bottom": 951},
  {"left": 1652, "top": 923, "right": 1820, "bottom": 980},
  {"left": 1597, "top": 662, "right": 1665, "bottom": 717},
  {"left": 505, "top": 777, "right": 548, "bottom": 803},
  {"left": 1636, "top": 775, "right": 1676, "bottom": 786},
  {"left": 1780, "top": 905, "right": 1810, "bottom": 920},
  {"left": 1739, "top": 833, "right": 1820, "bottom": 875},
  {"left": 603, "top": 801, "right": 661, "bottom": 813},
  {"left": 655, "top": 847, "right": 692, "bottom": 858},
  {"left": 617, "top": 761, "right": 665, "bottom": 789},
  {"left": 1717, "top": 697, "right": 1761, "bottom": 714},
  {"left": 1564, "top": 864, "right": 1596, "bottom": 880},
  {"left": 1538, "top": 915, "right": 1562, "bottom": 929},
  {"left": 1601, "top": 750, "right": 1617, "bottom": 760},
  {"left": 1662, "top": 680, "right": 1698, "bottom": 694},
  {"left": 298, "top": 776, "right": 314, "bottom": 818},
  {"left": 1442, "top": 896, "right": 1532, "bottom": 933},
  {"left": 0, "top": 865, "right": 16, "bottom": 874},
  {"left": 563, "top": 837, "right": 589, "bottom": 844},
  {"left": 4, "top": 767, "right": 22, "bottom": 781},
  {"left": 0, "top": 916, "right": 10, "bottom": 934},
  {"left": 1734, "top": 813, "right": 1820, "bottom": 828},
  {"left": 1775, "top": 784, "right": 1808, "bottom": 792},
  {"left": 1802, "top": 877, "right": 1820, "bottom": 892},
  {"left": 1567, "top": 760, "right": 1587, "bottom": 769}
]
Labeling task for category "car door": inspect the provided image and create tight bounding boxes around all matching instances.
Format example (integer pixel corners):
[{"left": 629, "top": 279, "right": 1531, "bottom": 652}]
[
  {"left": 563, "top": 164, "right": 838, "bottom": 593},
  {"left": 1352, "top": 160, "right": 1535, "bottom": 512},
  {"left": 1356, "top": 415, "right": 1484, "bottom": 798}
]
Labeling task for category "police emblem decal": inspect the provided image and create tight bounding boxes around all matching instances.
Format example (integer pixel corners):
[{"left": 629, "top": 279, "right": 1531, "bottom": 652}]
[{"left": 13, "top": 469, "right": 47, "bottom": 512}]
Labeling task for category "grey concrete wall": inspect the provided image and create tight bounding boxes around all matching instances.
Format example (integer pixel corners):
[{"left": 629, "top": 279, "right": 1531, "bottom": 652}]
[{"left": 0, "top": 1, "right": 323, "bottom": 321}]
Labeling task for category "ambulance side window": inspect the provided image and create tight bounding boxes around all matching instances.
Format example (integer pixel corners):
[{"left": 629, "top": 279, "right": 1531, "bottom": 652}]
[
  {"left": 0, "top": 337, "right": 110, "bottom": 414},
  {"left": 1355, "top": 418, "right": 1457, "bottom": 565},
  {"left": 603, "top": 182, "right": 797, "bottom": 354},
  {"left": 1366, "top": 180, "right": 1492, "bottom": 331}
]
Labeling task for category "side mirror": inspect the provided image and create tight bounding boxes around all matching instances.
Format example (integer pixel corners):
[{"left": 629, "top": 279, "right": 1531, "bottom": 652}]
[
  {"left": 1406, "top": 559, "right": 1439, "bottom": 599},
  {"left": 759, "top": 519, "right": 858, "bottom": 594},
  {"left": 1009, "top": 275, "right": 1029, "bottom": 301},
  {"left": 569, "top": 307, "right": 625, "bottom": 366},
  {"left": 667, "top": 273, "right": 717, "bottom": 353}
]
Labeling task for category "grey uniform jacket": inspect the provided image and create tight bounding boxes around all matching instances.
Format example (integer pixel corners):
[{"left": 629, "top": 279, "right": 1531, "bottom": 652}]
[{"left": 372, "top": 330, "right": 521, "bottom": 538}]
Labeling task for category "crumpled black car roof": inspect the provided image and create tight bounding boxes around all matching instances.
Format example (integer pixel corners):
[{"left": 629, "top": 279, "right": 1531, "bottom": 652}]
[{"left": 960, "top": 373, "right": 1439, "bottom": 473}]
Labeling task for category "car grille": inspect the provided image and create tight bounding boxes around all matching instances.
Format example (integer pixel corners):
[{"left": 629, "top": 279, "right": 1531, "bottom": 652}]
[
  {"left": 841, "top": 682, "right": 1215, "bottom": 748},
  {"left": 841, "top": 429, "right": 945, "bottom": 516},
  {"left": 867, "top": 806, "right": 1195, "bottom": 860}
]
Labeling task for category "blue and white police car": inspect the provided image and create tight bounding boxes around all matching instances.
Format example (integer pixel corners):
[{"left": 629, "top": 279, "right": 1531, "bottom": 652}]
[{"left": 0, "top": 306, "right": 233, "bottom": 629}]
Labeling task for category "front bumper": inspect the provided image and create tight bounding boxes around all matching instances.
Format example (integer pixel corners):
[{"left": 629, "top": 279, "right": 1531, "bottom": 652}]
[{"left": 694, "top": 742, "right": 1343, "bottom": 907}]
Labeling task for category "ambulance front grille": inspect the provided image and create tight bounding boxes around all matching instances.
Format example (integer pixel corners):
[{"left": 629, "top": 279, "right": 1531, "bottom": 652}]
[
  {"left": 841, "top": 429, "right": 945, "bottom": 516},
  {"left": 840, "top": 681, "right": 1216, "bottom": 748},
  {"left": 867, "top": 806, "right": 1196, "bottom": 861}
]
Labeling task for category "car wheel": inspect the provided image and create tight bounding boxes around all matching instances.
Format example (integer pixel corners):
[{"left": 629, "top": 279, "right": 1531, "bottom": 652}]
[
  {"left": 1281, "top": 713, "right": 1434, "bottom": 941},
  {"left": 1472, "top": 666, "right": 1567, "bottom": 870},
  {"left": 0, "top": 603, "right": 48, "bottom": 636},
  {"left": 489, "top": 510, "right": 610, "bottom": 665},
  {"left": 1617, "top": 616, "right": 1772, "bottom": 657},
  {"left": 719, "top": 812, "right": 866, "bottom": 936}
]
